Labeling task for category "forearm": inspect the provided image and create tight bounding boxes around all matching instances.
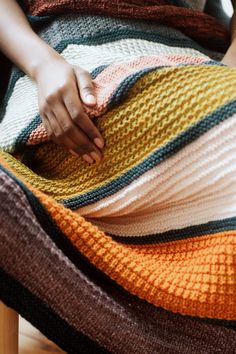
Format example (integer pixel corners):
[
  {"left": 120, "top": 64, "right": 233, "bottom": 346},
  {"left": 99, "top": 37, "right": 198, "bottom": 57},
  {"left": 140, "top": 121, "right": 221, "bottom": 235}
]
[
  {"left": 0, "top": 0, "right": 104, "bottom": 163},
  {"left": 230, "top": 0, "right": 236, "bottom": 42},
  {"left": 221, "top": 2, "right": 236, "bottom": 65},
  {"left": 0, "top": 0, "right": 60, "bottom": 79}
]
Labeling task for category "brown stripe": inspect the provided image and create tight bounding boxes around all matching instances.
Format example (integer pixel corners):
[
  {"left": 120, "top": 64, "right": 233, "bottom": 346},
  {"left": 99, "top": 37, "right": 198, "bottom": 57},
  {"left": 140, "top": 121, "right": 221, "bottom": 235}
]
[{"left": 0, "top": 170, "right": 235, "bottom": 354}]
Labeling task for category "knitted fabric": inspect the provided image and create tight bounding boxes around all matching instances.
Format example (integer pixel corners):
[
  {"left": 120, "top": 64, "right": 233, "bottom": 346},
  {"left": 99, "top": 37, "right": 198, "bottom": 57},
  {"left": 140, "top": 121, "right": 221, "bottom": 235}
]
[
  {"left": 1, "top": 170, "right": 235, "bottom": 354},
  {"left": 18, "top": 0, "right": 229, "bottom": 52},
  {"left": 0, "top": 4, "right": 236, "bottom": 352}
]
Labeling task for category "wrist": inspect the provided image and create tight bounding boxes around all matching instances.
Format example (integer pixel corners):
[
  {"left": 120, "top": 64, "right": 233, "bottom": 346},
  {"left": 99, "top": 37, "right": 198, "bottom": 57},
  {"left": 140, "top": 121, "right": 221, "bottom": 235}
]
[
  {"left": 23, "top": 36, "right": 62, "bottom": 80},
  {"left": 222, "top": 43, "right": 236, "bottom": 67}
]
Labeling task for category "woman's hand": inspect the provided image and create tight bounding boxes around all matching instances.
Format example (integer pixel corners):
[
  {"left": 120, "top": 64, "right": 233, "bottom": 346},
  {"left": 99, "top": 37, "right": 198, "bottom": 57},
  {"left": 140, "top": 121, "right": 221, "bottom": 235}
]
[
  {"left": 35, "top": 56, "right": 104, "bottom": 164},
  {"left": 0, "top": 0, "right": 104, "bottom": 164}
]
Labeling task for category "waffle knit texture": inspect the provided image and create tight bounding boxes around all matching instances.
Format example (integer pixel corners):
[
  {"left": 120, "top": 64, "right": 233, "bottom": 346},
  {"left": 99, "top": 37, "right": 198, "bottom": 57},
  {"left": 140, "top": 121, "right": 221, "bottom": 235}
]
[
  {"left": 1, "top": 169, "right": 236, "bottom": 354},
  {"left": 0, "top": 2, "right": 236, "bottom": 352}
]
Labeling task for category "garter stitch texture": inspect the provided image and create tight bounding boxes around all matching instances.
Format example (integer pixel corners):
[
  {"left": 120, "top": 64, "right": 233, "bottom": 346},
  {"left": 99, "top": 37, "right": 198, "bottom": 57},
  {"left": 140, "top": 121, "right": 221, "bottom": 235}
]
[
  {"left": 19, "top": 0, "right": 229, "bottom": 51},
  {"left": 0, "top": 2, "right": 236, "bottom": 353}
]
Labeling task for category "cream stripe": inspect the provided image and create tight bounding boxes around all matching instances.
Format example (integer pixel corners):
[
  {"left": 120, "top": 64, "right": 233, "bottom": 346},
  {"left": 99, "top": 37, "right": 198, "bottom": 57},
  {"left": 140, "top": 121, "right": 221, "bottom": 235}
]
[
  {"left": 78, "top": 116, "right": 236, "bottom": 236},
  {"left": 79, "top": 116, "right": 236, "bottom": 215},
  {"left": 62, "top": 38, "right": 209, "bottom": 71},
  {"left": 88, "top": 184, "right": 236, "bottom": 236}
]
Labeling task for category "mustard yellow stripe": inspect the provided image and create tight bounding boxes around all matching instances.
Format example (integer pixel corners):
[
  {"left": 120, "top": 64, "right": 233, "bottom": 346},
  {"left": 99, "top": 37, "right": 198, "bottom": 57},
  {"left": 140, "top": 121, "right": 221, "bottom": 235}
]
[{"left": 1, "top": 64, "right": 236, "bottom": 201}]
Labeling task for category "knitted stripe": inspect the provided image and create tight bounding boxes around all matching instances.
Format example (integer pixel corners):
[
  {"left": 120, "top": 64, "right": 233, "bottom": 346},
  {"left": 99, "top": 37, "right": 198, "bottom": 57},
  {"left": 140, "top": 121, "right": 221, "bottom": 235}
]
[
  {"left": 0, "top": 157, "right": 235, "bottom": 320},
  {"left": 76, "top": 116, "right": 236, "bottom": 236},
  {"left": 0, "top": 43, "right": 210, "bottom": 152},
  {"left": 1, "top": 169, "right": 236, "bottom": 354},
  {"left": 111, "top": 218, "right": 236, "bottom": 244},
  {"left": 184, "top": 0, "right": 206, "bottom": 10},
  {"left": 20, "top": 0, "right": 229, "bottom": 51},
  {"left": 27, "top": 54, "right": 209, "bottom": 145},
  {"left": 1, "top": 65, "right": 235, "bottom": 203}
]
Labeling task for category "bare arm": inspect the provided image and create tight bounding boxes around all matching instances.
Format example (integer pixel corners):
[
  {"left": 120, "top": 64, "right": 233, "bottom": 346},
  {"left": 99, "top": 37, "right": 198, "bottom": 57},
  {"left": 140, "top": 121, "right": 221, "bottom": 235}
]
[
  {"left": 0, "top": 0, "right": 59, "bottom": 78},
  {"left": 222, "top": 1, "right": 236, "bottom": 66},
  {"left": 0, "top": 0, "right": 104, "bottom": 164}
]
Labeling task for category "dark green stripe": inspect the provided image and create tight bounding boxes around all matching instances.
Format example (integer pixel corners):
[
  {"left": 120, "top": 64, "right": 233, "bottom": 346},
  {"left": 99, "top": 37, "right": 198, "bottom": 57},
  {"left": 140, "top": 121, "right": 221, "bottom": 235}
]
[
  {"left": 1, "top": 28, "right": 212, "bottom": 119},
  {"left": 110, "top": 218, "right": 236, "bottom": 244},
  {"left": 0, "top": 165, "right": 235, "bottom": 330},
  {"left": 91, "top": 65, "right": 110, "bottom": 79},
  {"left": 61, "top": 99, "right": 236, "bottom": 208},
  {"left": 108, "top": 60, "right": 218, "bottom": 110},
  {"left": 15, "top": 61, "right": 214, "bottom": 151}
]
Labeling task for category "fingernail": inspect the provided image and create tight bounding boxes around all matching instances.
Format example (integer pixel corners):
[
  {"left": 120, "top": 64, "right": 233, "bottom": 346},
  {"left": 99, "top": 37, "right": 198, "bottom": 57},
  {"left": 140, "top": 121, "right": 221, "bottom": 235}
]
[
  {"left": 69, "top": 149, "right": 79, "bottom": 157},
  {"left": 94, "top": 137, "right": 104, "bottom": 149},
  {"left": 90, "top": 151, "right": 101, "bottom": 163},
  {"left": 83, "top": 154, "right": 94, "bottom": 164},
  {"left": 86, "top": 94, "right": 96, "bottom": 105}
]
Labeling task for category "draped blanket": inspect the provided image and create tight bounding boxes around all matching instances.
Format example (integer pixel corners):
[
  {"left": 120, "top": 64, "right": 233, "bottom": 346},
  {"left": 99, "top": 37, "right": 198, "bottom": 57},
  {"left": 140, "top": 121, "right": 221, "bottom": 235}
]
[{"left": 0, "top": 2, "right": 236, "bottom": 353}]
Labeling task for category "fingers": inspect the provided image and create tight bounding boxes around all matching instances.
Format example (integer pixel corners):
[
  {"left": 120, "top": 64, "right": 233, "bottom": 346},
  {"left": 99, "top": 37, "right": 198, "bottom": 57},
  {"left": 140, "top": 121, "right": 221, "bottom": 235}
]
[
  {"left": 74, "top": 67, "right": 96, "bottom": 106},
  {"left": 63, "top": 87, "right": 104, "bottom": 150},
  {"left": 53, "top": 102, "right": 103, "bottom": 163},
  {"left": 38, "top": 64, "right": 105, "bottom": 164},
  {"left": 41, "top": 101, "right": 103, "bottom": 164}
]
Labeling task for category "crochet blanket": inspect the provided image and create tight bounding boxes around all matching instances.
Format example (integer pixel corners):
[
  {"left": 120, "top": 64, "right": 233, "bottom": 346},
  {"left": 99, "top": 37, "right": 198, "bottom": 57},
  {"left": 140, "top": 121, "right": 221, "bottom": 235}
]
[{"left": 0, "top": 2, "right": 236, "bottom": 353}]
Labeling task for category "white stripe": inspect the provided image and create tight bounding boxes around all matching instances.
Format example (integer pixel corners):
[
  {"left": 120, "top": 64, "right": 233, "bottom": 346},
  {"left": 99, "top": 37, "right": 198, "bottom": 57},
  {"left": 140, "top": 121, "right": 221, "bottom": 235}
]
[
  {"left": 0, "top": 38, "right": 208, "bottom": 152},
  {"left": 62, "top": 38, "right": 209, "bottom": 71},
  {"left": 79, "top": 116, "right": 236, "bottom": 236}
]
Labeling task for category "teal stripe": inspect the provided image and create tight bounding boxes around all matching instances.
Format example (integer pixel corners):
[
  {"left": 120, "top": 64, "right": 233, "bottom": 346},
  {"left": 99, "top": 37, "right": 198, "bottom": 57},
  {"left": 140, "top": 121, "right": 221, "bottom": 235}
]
[{"left": 1, "top": 29, "right": 210, "bottom": 119}]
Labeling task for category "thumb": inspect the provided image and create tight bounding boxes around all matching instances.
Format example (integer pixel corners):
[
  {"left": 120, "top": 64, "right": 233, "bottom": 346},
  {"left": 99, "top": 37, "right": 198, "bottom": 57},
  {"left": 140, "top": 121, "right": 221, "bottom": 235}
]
[{"left": 73, "top": 66, "right": 96, "bottom": 106}]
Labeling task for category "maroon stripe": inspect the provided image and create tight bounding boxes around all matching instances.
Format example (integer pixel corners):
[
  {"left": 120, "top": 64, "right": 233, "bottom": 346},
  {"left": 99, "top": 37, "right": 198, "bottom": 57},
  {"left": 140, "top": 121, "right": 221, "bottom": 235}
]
[{"left": 23, "top": 0, "right": 229, "bottom": 52}]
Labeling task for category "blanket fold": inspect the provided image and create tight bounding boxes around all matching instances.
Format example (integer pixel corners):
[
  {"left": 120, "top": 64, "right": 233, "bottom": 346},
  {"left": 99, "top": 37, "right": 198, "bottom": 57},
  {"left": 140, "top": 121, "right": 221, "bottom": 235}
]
[
  {"left": 0, "top": 2, "right": 235, "bottom": 353},
  {"left": 0, "top": 168, "right": 235, "bottom": 354}
]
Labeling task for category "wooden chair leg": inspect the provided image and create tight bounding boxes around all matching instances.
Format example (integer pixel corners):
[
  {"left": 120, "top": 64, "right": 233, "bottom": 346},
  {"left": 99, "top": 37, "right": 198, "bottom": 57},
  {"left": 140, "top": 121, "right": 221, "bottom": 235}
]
[{"left": 0, "top": 302, "right": 19, "bottom": 354}]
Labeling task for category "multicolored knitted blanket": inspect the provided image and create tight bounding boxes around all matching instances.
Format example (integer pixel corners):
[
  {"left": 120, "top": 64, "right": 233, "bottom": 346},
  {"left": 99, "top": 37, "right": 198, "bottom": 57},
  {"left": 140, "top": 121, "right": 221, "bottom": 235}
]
[{"left": 0, "top": 1, "right": 236, "bottom": 353}]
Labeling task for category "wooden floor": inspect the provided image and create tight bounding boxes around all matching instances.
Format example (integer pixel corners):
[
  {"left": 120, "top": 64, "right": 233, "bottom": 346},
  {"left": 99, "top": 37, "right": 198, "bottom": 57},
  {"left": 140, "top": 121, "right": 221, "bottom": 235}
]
[{"left": 19, "top": 317, "right": 66, "bottom": 354}]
